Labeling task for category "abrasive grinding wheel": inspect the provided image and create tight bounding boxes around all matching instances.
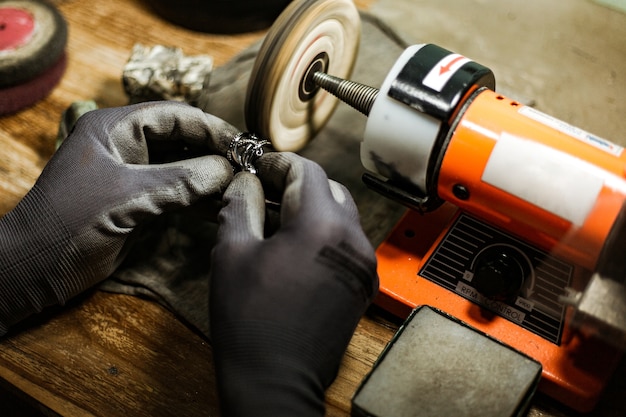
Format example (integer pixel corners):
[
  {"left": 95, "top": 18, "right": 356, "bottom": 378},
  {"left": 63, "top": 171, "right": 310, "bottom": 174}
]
[
  {"left": 245, "top": 0, "right": 361, "bottom": 151},
  {"left": 0, "top": 0, "right": 68, "bottom": 88},
  {"left": 0, "top": 0, "right": 68, "bottom": 115},
  {"left": 0, "top": 51, "right": 66, "bottom": 115}
]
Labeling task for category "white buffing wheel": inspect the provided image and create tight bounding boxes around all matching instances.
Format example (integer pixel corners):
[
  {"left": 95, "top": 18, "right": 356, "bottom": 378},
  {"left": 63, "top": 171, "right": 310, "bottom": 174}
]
[{"left": 245, "top": 0, "right": 361, "bottom": 151}]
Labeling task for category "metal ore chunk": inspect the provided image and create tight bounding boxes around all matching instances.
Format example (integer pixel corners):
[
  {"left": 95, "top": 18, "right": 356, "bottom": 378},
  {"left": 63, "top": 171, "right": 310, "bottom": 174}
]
[{"left": 123, "top": 44, "right": 213, "bottom": 105}]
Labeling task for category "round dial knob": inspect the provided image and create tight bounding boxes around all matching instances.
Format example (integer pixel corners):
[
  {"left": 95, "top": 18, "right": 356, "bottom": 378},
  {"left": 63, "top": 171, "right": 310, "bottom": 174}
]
[{"left": 471, "top": 245, "right": 528, "bottom": 302}]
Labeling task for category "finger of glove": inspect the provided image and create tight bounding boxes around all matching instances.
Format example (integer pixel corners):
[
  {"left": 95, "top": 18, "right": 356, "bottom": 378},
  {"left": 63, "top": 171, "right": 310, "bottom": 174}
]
[
  {"left": 160, "top": 154, "right": 234, "bottom": 201},
  {"left": 256, "top": 152, "right": 359, "bottom": 227},
  {"left": 72, "top": 101, "right": 239, "bottom": 164},
  {"left": 327, "top": 178, "right": 361, "bottom": 221},
  {"left": 113, "top": 155, "right": 234, "bottom": 229},
  {"left": 216, "top": 172, "right": 266, "bottom": 245}
]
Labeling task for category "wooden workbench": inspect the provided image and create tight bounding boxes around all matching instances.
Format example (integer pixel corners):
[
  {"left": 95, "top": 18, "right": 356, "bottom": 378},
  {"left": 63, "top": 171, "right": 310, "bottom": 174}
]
[
  {"left": 1, "top": 1, "right": 625, "bottom": 416},
  {"left": 0, "top": 1, "right": 393, "bottom": 416}
]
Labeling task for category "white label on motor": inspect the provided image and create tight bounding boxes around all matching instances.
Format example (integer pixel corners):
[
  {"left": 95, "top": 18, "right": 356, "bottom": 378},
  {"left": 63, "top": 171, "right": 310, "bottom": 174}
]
[
  {"left": 422, "top": 54, "right": 471, "bottom": 92},
  {"left": 519, "top": 106, "right": 623, "bottom": 156},
  {"left": 482, "top": 133, "right": 604, "bottom": 226}
]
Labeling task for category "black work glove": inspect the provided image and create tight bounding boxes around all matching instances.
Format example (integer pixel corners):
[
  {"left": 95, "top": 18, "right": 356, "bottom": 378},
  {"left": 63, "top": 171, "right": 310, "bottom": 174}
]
[
  {"left": 210, "top": 152, "right": 379, "bottom": 416},
  {"left": 0, "top": 101, "right": 237, "bottom": 336}
]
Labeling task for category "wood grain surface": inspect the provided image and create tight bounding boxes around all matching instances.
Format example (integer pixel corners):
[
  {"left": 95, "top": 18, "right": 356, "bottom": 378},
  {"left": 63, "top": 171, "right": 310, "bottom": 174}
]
[
  {"left": 1, "top": 0, "right": 625, "bottom": 416},
  {"left": 0, "top": 1, "right": 392, "bottom": 416}
]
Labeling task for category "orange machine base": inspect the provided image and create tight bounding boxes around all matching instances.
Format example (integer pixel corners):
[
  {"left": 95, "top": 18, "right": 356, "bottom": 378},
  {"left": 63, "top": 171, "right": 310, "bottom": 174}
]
[{"left": 374, "top": 204, "right": 622, "bottom": 413}]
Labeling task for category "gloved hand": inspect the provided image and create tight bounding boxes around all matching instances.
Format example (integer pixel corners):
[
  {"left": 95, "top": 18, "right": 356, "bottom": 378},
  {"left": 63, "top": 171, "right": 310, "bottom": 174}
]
[
  {"left": 209, "top": 152, "right": 379, "bottom": 417},
  {"left": 0, "top": 101, "right": 237, "bottom": 336}
]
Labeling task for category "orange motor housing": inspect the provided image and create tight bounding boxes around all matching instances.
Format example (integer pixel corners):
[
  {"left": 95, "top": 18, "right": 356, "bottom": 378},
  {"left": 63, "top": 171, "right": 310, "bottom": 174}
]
[
  {"left": 359, "top": 43, "right": 626, "bottom": 412},
  {"left": 439, "top": 88, "right": 626, "bottom": 271}
]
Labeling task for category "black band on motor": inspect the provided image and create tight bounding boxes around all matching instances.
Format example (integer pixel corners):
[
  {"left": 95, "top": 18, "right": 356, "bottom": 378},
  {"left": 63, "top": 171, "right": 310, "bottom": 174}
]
[{"left": 388, "top": 44, "right": 495, "bottom": 121}]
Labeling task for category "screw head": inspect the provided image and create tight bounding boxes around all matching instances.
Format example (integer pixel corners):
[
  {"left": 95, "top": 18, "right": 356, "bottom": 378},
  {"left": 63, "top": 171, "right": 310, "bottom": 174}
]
[{"left": 453, "top": 184, "right": 470, "bottom": 200}]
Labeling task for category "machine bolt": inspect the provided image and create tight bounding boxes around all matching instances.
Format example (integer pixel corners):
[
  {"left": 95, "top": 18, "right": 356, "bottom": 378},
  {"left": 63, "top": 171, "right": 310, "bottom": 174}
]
[
  {"left": 453, "top": 184, "right": 470, "bottom": 200},
  {"left": 312, "top": 71, "right": 379, "bottom": 116}
]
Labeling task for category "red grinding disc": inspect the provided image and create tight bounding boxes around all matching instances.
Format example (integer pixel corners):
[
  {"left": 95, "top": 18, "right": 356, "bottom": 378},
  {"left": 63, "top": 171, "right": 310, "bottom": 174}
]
[
  {"left": 0, "top": 7, "right": 35, "bottom": 50},
  {"left": 0, "top": 1, "right": 68, "bottom": 115},
  {"left": 0, "top": 0, "right": 68, "bottom": 88},
  {"left": 0, "top": 51, "right": 67, "bottom": 115}
]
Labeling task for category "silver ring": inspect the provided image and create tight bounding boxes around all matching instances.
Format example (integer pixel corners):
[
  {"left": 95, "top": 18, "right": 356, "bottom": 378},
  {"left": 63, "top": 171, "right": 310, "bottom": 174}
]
[{"left": 227, "top": 132, "right": 272, "bottom": 174}]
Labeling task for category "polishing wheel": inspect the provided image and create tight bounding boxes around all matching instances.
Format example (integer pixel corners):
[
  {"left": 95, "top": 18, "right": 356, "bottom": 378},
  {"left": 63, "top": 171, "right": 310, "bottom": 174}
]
[
  {"left": 245, "top": 0, "right": 360, "bottom": 151},
  {"left": 0, "top": 0, "right": 68, "bottom": 115}
]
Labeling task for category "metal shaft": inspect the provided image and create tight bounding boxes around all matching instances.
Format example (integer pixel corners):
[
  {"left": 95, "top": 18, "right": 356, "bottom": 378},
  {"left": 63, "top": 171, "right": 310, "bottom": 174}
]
[{"left": 312, "top": 72, "right": 379, "bottom": 116}]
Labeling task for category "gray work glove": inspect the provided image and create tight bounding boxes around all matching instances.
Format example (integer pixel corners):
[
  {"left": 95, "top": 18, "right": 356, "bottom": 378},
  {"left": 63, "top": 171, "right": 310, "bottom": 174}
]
[
  {"left": 210, "top": 152, "right": 379, "bottom": 417},
  {"left": 0, "top": 101, "right": 236, "bottom": 336}
]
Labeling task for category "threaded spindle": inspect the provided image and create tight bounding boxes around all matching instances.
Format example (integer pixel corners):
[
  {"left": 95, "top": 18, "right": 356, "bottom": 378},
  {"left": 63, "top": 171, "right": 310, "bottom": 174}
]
[{"left": 312, "top": 72, "right": 379, "bottom": 116}]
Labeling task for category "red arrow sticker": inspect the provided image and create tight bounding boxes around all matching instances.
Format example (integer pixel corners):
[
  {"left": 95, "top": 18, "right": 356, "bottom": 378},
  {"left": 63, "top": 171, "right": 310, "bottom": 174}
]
[{"left": 423, "top": 53, "right": 471, "bottom": 92}]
